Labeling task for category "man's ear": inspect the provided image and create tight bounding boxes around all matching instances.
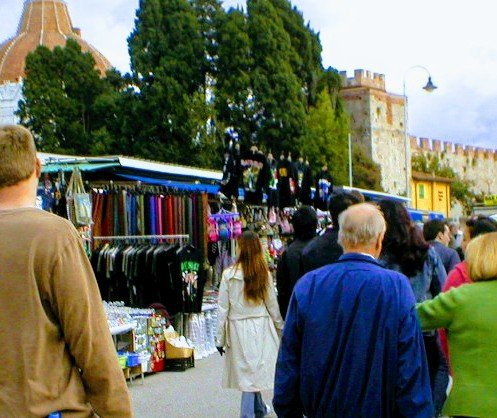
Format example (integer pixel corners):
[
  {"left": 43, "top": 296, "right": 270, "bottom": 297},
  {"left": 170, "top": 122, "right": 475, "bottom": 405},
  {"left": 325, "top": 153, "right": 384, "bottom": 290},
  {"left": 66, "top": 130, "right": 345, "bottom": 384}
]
[
  {"left": 376, "top": 232, "right": 385, "bottom": 255},
  {"left": 35, "top": 158, "right": 42, "bottom": 178}
]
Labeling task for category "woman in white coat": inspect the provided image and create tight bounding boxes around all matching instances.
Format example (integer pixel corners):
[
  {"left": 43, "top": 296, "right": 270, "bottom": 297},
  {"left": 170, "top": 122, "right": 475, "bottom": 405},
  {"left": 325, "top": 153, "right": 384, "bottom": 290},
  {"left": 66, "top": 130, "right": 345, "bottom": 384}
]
[{"left": 216, "top": 231, "right": 284, "bottom": 418}]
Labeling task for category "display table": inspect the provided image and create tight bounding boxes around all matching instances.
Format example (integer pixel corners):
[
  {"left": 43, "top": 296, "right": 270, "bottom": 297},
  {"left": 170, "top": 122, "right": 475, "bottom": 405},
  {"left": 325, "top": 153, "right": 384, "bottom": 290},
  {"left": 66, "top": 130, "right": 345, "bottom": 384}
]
[{"left": 110, "top": 323, "right": 136, "bottom": 336}]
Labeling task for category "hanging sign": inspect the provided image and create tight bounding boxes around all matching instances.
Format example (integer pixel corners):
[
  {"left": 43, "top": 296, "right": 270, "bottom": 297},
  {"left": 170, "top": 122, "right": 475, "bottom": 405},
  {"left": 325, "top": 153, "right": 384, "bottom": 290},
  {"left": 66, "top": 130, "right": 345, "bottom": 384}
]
[{"left": 484, "top": 195, "right": 497, "bottom": 206}]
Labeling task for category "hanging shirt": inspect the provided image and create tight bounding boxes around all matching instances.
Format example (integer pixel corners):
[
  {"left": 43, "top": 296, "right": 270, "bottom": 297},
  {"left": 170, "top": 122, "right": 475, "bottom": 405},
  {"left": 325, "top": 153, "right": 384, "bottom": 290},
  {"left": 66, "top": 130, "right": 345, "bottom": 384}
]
[
  {"left": 295, "top": 161, "right": 313, "bottom": 205},
  {"left": 240, "top": 151, "right": 269, "bottom": 205},
  {"left": 176, "top": 246, "right": 207, "bottom": 314},
  {"left": 220, "top": 153, "right": 241, "bottom": 199},
  {"left": 314, "top": 169, "right": 333, "bottom": 210},
  {"left": 277, "top": 159, "right": 296, "bottom": 209}
]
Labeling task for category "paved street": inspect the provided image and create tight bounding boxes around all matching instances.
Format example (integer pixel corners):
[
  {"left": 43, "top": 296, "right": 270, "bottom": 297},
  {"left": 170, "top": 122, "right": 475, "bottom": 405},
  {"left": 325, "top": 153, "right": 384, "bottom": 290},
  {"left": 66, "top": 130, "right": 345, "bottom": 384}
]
[{"left": 130, "top": 354, "right": 275, "bottom": 418}]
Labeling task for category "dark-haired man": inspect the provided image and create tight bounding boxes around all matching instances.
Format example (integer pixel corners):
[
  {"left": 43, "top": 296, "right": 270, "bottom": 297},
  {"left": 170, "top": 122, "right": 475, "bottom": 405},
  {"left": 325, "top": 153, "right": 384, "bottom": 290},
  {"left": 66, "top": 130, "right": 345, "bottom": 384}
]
[
  {"left": 423, "top": 219, "right": 461, "bottom": 273},
  {"left": 301, "top": 192, "right": 362, "bottom": 273},
  {"left": 276, "top": 206, "right": 317, "bottom": 317}
]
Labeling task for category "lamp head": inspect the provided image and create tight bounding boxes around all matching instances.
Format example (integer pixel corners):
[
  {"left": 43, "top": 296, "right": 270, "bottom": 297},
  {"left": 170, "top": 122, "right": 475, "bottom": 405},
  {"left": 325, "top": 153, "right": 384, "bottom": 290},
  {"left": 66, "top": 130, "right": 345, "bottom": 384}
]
[{"left": 423, "top": 76, "right": 437, "bottom": 92}]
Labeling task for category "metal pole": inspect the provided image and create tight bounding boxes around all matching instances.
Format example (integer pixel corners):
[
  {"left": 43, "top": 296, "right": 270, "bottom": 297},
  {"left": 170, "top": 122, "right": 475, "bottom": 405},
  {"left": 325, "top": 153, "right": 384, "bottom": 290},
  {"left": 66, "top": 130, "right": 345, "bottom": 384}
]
[
  {"left": 348, "top": 133, "right": 353, "bottom": 187},
  {"left": 403, "top": 82, "right": 410, "bottom": 201}
]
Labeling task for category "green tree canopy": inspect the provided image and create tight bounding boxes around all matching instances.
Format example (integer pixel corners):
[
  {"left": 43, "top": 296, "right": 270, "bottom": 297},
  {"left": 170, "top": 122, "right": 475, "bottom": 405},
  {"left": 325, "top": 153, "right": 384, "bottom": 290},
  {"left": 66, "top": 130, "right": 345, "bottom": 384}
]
[
  {"left": 247, "top": 0, "right": 307, "bottom": 154},
  {"left": 302, "top": 89, "right": 348, "bottom": 184},
  {"left": 18, "top": 39, "right": 116, "bottom": 155},
  {"left": 268, "top": 0, "right": 323, "bottom": 107},
  {"left": 128, "top": 0, "right": 210, "bottom": 164},
  {"left": 352, "top": 145, "right": 383, "bottom": 191},
  {"left": 215, "top": 8, "right": 254, "bottom": 144}
]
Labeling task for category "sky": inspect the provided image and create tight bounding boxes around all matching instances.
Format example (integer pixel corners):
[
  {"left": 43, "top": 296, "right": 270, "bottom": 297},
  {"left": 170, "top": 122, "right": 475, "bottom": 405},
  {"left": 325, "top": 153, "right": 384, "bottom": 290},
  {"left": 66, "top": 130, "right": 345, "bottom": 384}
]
[{"left": 1, "top": 0, "right": 496, "bottom": 149}]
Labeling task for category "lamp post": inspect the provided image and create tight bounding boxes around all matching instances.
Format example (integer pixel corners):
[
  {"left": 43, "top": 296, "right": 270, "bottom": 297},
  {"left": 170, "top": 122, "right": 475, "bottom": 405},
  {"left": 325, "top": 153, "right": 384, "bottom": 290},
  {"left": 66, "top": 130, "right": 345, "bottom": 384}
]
[{"left": 403, "top": 65, "right": 437, "bottom": 201}]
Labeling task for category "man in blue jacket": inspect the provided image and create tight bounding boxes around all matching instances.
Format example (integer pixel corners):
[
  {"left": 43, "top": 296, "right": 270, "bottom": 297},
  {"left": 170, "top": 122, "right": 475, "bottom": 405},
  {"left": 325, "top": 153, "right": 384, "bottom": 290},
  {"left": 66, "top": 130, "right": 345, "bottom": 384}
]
[{"left": 273, "top": 203, "right": 433, "bottom": 417}]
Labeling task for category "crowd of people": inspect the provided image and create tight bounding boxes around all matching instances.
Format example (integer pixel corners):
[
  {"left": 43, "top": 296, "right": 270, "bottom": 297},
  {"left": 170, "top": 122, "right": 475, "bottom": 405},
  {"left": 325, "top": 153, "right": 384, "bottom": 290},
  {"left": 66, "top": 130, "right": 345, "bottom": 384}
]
[
  {"left": 2, "top": 124, "right": 497, "bottom": 417},
  {"left": 219, "top": 194, "right": 497, "bottom": 417}
]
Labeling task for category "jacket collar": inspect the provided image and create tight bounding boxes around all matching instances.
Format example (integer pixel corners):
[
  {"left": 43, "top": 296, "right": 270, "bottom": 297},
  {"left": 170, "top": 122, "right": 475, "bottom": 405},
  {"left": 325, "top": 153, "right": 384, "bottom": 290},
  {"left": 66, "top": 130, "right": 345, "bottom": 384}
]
[{"left": 338, "top": 252, "right": 380, "bottom": 266}]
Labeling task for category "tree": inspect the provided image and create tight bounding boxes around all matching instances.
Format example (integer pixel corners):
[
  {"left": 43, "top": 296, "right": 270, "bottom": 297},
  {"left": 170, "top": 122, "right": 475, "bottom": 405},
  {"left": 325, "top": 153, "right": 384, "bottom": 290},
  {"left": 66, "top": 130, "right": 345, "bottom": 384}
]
[
  {"left": 302, "top": 89, "right": 348, "bottom": 184},
  {"left": 352, "top": 145, "right": 383, "bottom": 191},
  {"left": 412, "top": 152, "right": 475, "bottom": 214},
  {"left": 247, "top": 0, "right": 307, "bottom": 154},
  {"left": 128, "top": 0, "right": 208, "bottom": 164},
  {"left": 18, "top": 39, "right": 115, "bottom": 155},
  {"left": 215, "top": 8, "right": 255, "bottom": 145},
  {"left": 191, "top": 0, "right": 224, "bottom": 84},
  {"left": 268, "top": 0, "right": 323, "bottom": 107}
]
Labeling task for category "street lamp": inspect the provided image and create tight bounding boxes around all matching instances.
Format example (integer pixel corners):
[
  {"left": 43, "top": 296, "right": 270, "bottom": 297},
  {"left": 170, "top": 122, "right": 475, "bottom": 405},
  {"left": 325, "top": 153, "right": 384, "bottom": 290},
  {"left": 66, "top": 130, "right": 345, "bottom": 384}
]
[{"left": 403, "top": 65, "right": 437, "bottom": 201}]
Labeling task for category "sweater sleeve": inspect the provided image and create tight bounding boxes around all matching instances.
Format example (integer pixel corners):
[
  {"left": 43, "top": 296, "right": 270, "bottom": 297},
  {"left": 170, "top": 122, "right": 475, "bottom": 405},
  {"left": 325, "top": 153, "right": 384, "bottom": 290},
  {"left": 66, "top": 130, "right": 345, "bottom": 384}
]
[
  {"left": 50, "top": 233, "right": 132, "bottom": 418},
  {"left": 416, "top": 289, "right": 457, "bottom": 331},
  {"left": 216, "top": 270, "right": 230, "bottom": 347},
  {"left": 265, "top": 273, "right": 284, "bottom": 331}
]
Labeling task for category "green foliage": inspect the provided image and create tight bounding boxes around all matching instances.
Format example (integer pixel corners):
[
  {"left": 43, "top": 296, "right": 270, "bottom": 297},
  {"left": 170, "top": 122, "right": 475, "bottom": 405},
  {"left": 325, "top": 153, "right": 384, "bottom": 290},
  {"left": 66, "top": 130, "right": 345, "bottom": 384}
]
[
  {"left": 191, "top": 0, "right": 224, "bottom": 83},
  {"left": 215, "top": 8, "right": 255, "bottom": 144},
  {"left": 18, "top": 39, "right": 116, "bottom": 155},
  {"left": 302, "top": 89, "right": 348, "bottom": 184},
  {"left": 352, "top": 145, "right": 383, "bottom": 191},
  {"left": 247, "top": 0, "right": 307, "bottom": 153},
  {"left": 128, "top": 0, "right": 213, "bottom": 165},
  {"left": 268, "top": 0, "right": 322, "bottom": 107},
  {"left": 412, "top": 152, "right": 475, "bottom": 214}
]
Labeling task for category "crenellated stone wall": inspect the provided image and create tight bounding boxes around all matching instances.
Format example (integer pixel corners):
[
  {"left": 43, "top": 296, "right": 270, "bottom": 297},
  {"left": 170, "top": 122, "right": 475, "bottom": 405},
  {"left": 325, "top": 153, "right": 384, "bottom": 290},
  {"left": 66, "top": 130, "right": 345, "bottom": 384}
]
[
  {"left": 340, "top": 68, "right": 497, "bottom": 198},
  {"left": 411, "top": 137, "right": 497, "bottom": 195}
]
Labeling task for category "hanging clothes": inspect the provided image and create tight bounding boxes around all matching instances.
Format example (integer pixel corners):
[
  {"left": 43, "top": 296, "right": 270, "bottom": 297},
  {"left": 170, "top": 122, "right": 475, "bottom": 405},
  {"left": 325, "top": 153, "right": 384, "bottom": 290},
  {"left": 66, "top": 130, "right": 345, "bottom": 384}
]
[
  {"left": 314, "top": 168, "right": 334, "bottom": 211},
  {"left": 240, "top": 149, "right": 270, "bottom": 205},
  {"left": 295, "top": 160, "right": 313, "bottom": 205},
  {"left": 277, "top": 157, "right": 296, "bottom": 209}
]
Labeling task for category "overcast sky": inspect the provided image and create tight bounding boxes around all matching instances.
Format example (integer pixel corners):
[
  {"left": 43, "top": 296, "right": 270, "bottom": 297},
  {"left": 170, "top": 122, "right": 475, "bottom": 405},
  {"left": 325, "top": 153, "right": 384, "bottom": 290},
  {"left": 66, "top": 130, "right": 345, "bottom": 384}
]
[{"left": 1, "top": 0, "right": 496, "bottom": 149}]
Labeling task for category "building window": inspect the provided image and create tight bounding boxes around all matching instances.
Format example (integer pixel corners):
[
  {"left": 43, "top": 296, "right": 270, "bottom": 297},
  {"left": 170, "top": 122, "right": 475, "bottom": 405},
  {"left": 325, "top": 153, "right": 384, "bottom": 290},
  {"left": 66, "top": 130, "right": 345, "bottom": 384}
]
[{"left": 418, "top": 184, "right": 425, "bottom": 199}]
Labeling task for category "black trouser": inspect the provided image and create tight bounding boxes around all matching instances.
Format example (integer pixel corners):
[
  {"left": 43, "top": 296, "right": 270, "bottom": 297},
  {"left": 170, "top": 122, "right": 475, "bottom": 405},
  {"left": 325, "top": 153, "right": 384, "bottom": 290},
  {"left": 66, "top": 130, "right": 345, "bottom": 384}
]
[{"left": 424, "top": 334, "right": 449, "bottom": 416}]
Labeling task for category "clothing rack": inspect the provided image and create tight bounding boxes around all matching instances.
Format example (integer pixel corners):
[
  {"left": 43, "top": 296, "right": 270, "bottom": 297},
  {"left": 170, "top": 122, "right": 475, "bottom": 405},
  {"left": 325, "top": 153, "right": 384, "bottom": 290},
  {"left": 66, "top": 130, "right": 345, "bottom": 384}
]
[
  {"left": 93, "top": 234, "right": 190, "bottom": 245},
  {"left": 93, "top": 233, "right": 192, "bottom": 336}
]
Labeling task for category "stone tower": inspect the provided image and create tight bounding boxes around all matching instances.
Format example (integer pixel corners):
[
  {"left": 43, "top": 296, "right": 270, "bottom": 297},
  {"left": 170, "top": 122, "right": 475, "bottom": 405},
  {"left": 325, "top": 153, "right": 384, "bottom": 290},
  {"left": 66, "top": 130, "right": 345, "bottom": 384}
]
[
  {"left": 339, "top": 69, "right": 408, "bottom": 195},
  {"left": 0, "top": 0, "right": 111, "bottom": 124}
]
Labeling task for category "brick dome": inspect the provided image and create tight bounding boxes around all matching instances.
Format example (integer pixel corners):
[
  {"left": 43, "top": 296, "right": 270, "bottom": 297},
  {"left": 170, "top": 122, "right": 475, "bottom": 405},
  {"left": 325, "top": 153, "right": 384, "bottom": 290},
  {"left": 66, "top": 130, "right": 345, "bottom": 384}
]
[{"left": 0, "top": 0, "right": 111, "bottom": 85}]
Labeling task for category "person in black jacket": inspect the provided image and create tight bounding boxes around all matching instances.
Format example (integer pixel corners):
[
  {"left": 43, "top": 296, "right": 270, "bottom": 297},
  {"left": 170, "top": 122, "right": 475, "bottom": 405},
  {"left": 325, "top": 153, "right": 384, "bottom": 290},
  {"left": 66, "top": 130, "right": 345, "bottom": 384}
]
[
  {"left": 302, "top": 192, "right": 362, "bottom": 273},
  {"left": 276, "top": 206, "right": 317, "bottom": 317}
]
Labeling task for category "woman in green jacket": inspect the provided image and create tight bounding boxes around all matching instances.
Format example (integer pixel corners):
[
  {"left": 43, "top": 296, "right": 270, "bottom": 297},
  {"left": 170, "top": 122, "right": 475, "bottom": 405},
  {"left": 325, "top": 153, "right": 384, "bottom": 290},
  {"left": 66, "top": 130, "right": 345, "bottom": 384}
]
[{"left": 417, "top": 232, "right": 497, "bottom": 417}]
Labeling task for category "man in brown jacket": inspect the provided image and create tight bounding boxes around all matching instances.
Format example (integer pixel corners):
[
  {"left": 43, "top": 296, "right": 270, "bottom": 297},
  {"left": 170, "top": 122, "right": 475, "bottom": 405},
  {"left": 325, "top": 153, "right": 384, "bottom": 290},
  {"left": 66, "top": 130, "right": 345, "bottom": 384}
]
[{"left": 0, "top": 125, "right": 133, "bottom": 417}]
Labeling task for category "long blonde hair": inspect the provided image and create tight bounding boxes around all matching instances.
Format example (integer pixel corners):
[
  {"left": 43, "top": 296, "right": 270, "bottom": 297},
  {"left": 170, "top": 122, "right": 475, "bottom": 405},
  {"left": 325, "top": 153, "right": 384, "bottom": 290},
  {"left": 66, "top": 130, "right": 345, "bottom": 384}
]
[{"left": 236, "top": 231, "right": 269, "bottom": 303}]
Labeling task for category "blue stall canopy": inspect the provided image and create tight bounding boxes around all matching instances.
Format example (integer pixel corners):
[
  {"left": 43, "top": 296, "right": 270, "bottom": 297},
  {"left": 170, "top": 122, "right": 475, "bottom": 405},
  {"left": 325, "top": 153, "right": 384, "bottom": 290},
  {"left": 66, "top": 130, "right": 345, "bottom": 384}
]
[
  {"left": 339, "top": 186, "right": 411, "bottom": 204},
  {"left": 407, "top": 209, "right": 445, "bottom": 222},
  {"left": 408, "top": 209, "right": 425, "bottom": 222},
  {"left": 115, "top": 173, "right": 220, "bottom": 194},
  {"left": 428, "top": 212, "right": 445, "bottom": 220}
]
